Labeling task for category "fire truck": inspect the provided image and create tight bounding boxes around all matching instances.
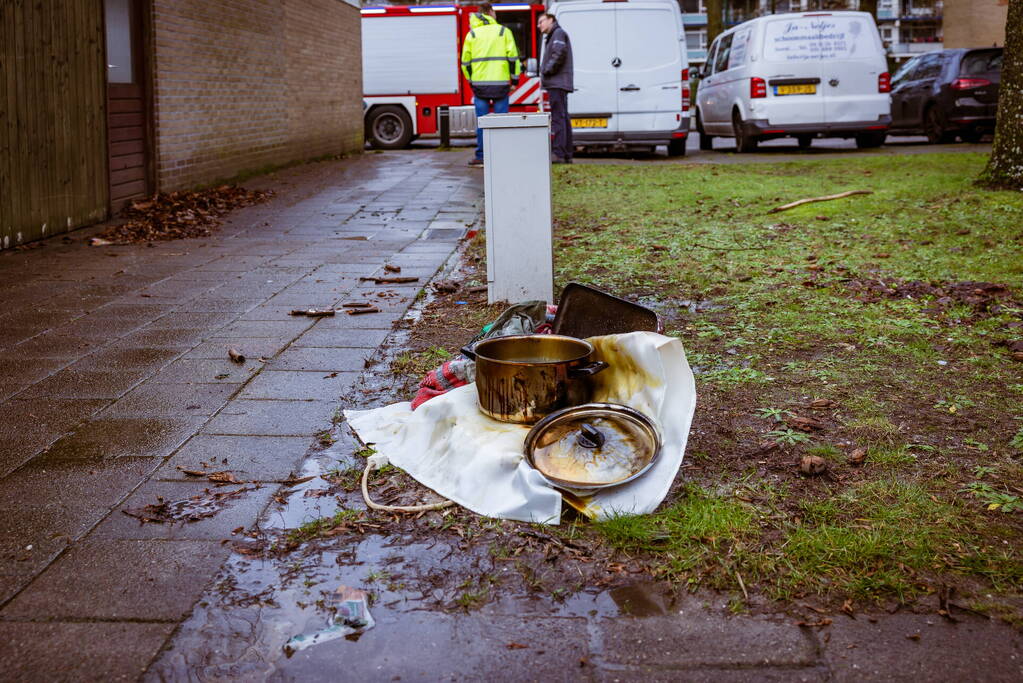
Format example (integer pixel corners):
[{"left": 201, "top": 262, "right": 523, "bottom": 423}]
[{"left": 361, "top": 4, "right": 548, "bottom": 149}]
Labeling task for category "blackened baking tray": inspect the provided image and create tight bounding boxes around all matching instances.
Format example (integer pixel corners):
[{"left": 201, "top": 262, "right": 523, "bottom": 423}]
[{"left": 551, "top": 283, "right": 660, "bottom": 339}]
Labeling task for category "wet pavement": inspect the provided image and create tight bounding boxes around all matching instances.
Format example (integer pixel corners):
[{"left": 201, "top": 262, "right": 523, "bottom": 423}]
[
  {"left": 3, "top": 147, "right": 1023, "bottom": 681},
  {"left": 0, "top": 149, "right": 480, "bottom": 679}
]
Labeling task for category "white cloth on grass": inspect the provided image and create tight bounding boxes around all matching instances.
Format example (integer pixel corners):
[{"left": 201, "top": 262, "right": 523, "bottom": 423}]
[{"left": 344, "top": 331, "right": 696, "bottom": 524}]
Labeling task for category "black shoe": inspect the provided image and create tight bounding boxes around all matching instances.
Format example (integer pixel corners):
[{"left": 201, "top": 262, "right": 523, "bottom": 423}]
[{"left": 468, "top": 158, "right": 484, "bottom": 167}]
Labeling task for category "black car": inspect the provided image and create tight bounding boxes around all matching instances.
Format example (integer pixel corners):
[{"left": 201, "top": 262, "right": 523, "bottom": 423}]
[{"left": 888, "top": 48, "right": 1002, "bottom": 143}]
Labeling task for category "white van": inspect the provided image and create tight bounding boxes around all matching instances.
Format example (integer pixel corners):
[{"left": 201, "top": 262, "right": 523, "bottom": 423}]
[
  {"left": 694, "top": 11, "right": 891, "bottom": 152},
  {"left": 551, "top": 0, "right": 690, "bottom": 156}
]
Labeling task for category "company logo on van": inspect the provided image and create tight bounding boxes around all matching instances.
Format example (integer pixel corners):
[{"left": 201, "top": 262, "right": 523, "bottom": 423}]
[
  {"left": 766, "top": 16, "right": 867, "bottom": 62},
  {"left": 784, "top": 19, "right": 836, "bottom": 35}
]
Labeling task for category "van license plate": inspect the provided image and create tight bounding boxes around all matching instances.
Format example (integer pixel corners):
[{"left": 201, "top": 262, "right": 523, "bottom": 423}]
[
  {"left": 775, "top": 84, "right": 816, "bottom": 96},
  {"left": 571, "top": 118, "right": 608, "bottom": 128}
]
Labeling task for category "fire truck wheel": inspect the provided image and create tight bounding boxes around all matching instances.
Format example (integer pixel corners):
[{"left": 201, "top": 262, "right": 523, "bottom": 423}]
[{"left": 367, "top": 106, "right": 413, "bottom": 149}]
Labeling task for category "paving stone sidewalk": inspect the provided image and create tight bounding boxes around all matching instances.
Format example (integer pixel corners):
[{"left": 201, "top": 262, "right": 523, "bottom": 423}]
[{"left": 0, "top": 150, "right": 480, "bottom": 679}]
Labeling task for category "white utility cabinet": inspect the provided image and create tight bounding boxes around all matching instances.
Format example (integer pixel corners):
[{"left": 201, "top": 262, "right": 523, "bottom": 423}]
[{"left": 480, "top": 113, "right": 553, "bottom": 305}]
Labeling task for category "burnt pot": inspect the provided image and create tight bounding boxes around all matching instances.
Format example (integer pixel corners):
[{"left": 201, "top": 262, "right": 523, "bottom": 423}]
[{"left": 468, "top": 334, "right": 609, "bottom": 424}]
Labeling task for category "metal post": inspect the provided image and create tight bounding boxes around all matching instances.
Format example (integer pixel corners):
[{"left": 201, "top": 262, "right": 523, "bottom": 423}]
[
  {"left": 480, "top": 113, "right": 553, "bottom": 304},
  {"left": 439, "top": 107, "right": 450, "bottom": 148}
]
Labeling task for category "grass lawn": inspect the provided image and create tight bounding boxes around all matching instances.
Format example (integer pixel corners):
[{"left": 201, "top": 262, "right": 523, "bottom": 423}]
[{"left": 548, "top": 152, "right": 1023, "bottom": 617}]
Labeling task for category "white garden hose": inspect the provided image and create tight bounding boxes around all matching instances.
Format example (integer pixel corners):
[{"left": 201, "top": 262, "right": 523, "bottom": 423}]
[{"left": 360, "top": 454, "right": 454, "bottom": 513}]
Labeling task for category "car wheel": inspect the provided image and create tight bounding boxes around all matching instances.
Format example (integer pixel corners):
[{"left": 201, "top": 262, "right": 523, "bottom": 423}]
[
  {"left": 924, "top": 106, "right": 953, "bottom": 145},
  {"left": 697, "top": 111, "right": 713, "bottom": 151},
  {"left": 855, "top": 132, "right": 886, "bottom": 149},
  {"left": 667, "top": 138, "right": 687, "bottom": 157},
  {"left": 959, "top": 129, "right": 983, "bottom": 144},
  {"left": 366, "top": 105, "right": 413, "bottom": 149},
  {"left": 732, "top": 111, "right": 757, "bottom": 153},
  {"left": 797, "top": 135, "right": 813, "bottom": 150}
]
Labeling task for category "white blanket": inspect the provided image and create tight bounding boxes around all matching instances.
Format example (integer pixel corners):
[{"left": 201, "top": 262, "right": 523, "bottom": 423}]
[{"left": 344, "top": 331, "right": 696, "bottom": 524}]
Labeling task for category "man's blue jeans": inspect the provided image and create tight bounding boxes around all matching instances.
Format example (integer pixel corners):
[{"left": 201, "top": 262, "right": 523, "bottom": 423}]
[{"left": 474, "top": 95, "right": 510, "bottom": 160}]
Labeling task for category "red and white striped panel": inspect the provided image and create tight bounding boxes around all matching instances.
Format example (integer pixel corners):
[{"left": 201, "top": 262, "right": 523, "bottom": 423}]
[{"left": 510, "top": 77, "right": 541, "bottom": 105}]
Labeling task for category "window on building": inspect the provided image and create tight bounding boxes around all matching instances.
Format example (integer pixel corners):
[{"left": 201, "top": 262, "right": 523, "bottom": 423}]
[
  {"left": 105, "top": 0, "right": 134, "bottom": 83},
  {"left": 900, "top": 23, "right": 942, "bottom": 44},
  {"left": 686, "top": 30, "right": 707, "bottom": 52},
  {"left": 680, "top": 0, "right": 706, "bottom": 13}
]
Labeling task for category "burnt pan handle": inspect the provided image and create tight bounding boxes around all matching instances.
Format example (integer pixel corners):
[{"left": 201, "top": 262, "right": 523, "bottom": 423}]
[{"left": 568, "top": 361, "right": 609, "bottom": 378}]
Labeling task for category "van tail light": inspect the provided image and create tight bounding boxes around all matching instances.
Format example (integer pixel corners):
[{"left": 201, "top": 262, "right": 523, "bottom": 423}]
[
  {"left": 681, "top": 68, "right": 690, "bottom": 113},
  {"left": 750, "top": 77, "right": 767, "bottom": 99},
  {"left": 878, "top": 72, "right": 891, "bottom": 93},
  {"left": 951, "top": 77, "right": 991, "bottom": 90},
  {"left": 539, "top": 89, "right": 550, "bottom": 113}
]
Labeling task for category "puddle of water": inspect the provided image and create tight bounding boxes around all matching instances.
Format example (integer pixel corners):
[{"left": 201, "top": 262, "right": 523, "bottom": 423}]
[{"left": 638, "top": 297, "right": 725, "bottom": 318}]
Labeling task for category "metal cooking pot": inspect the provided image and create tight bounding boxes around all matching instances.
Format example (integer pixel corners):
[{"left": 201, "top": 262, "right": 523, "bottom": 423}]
[{"left": 462, "top": 334, "right": 609, "bottom": 424}]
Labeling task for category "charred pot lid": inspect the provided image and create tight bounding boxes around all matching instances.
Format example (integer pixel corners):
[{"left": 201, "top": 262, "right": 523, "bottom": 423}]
[{"left": 523, "top": 403, "right": 661, "bottom": 491}]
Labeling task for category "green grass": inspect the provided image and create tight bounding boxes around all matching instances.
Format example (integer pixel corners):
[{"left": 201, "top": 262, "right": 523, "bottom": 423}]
[
  {"left": 554, "top": 152, "right": 1023, "bottom": 612},
  {"left": 286, "top": 508, "right": 362, "bottom": 544},
  {"left": 595, "top": 481, "right": 1022, "bottom": 603},
  {"left": 390, "top": 346, "right": 454, "bottom": 378}
]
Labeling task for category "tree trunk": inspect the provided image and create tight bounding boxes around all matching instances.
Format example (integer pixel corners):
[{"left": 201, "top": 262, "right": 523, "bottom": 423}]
[
  {"left": 859, "top": 0, "right": 878, "bottom": 18},
  {"left": 980, "top": 0, "right": 1023, "bottom": 189},
  {"left": 707, "top": 0, "right": 724, "bottom": 47}
]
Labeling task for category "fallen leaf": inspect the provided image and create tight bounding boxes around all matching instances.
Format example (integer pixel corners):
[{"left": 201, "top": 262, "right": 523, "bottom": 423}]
[
  {"left": 282, "top": 475, "right": 316, "bottom": 486},
  {"left": 841, "top": 599, "right": 856, "bottom": 618},
  {"left": 432, "top": 279, "right": 459, "bottom": 293},
  {"left": 906, "top": 633, "right": 921, "bottom": 641},
  {"left": 800, "top": 455, "right": 827, "bottom": 476},
  {"left": 208, "top": 471, "right": 242, "bottom": 485},
  {"left": 809, "top": 398, "right": 838, "bottom": 409},
  {"left": 506, "top": 643, "right": 528, "bottom": 650},
  {"left": 786, "top": 415, "right": 826, "bottom": 432},
  {"left": 848, "top": 448, "right": 867, "bottom": 466}
]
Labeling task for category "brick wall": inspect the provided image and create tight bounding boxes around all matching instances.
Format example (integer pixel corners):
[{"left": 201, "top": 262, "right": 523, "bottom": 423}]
[
  {"left": 150, "top": 0, "right": 362, "bottom": 191},
  {"left": 943, "top": 0, "right": 1008, "bottom": 49}
]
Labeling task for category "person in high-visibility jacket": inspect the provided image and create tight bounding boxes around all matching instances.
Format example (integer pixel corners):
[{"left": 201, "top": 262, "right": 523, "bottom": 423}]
[{"left": 461, "top": 3, "right": 521, "bottom": 166}]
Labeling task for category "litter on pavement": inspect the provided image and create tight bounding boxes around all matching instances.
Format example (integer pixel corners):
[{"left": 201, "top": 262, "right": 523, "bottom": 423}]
[{"left": 284, "top": 585, "right": 375, "bottom": 654}]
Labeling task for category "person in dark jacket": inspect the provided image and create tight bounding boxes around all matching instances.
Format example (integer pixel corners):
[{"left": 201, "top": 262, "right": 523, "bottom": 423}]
[{"left": 537, "top": 13, "right": 574, "bottom": 164}]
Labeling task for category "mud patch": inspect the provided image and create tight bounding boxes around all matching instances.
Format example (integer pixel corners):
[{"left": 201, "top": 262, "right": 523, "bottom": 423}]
[{"left": 841, "top": 278, "right": 1020, "bottom": 319}]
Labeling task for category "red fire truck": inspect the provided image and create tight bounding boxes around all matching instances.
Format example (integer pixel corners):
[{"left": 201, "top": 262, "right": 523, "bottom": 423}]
[{"left": 361, "top": 3, "right": 548, "bottom": 149}]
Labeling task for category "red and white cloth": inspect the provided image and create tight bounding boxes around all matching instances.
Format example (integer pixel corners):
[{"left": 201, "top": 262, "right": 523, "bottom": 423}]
[{"left": 410, "top": 303, "right": 557, "bottom": 410}]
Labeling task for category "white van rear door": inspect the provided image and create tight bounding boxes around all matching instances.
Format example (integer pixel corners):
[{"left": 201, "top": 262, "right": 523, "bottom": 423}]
[
  {"left": 815, "top": 14, "right": 889, "bottom": 124},
  {"left": 555, "top": 4, "right": 619, "bottom": 133},
  {"left": 760, "top": 16, "right": 826, "bottom": 125},
  {"left": 614, "top": 4, "right": 682, "bottom": 133}
]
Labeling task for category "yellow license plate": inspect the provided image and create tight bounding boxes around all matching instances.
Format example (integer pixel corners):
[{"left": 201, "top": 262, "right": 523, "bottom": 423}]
[
  {"left": 775, "top": 84, "right": 816, "bottom": 96},
  {"left": 571, "top": 118, "right": 608, "bottom": 128}
]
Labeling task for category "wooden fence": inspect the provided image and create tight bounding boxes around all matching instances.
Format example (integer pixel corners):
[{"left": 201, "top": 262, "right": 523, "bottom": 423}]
[{"left": 1, "top": 0, "right": 109, "bottom": 250}]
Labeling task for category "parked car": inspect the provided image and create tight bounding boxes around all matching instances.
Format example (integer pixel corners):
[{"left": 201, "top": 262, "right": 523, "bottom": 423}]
[
  {"left": 694, "top": 11, "right": 891, "bottom": 152},
  {"left": 887, "top": 48, "right": 1003, "bottom": 144},
  {"left": 551, "top": 0, "right": 691, "bottom": 156}
]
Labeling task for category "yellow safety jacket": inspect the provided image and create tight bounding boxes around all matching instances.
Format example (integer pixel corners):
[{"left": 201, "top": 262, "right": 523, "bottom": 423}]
[{"left": 460, "top": 12, "right": 520, "bottom": 98}]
